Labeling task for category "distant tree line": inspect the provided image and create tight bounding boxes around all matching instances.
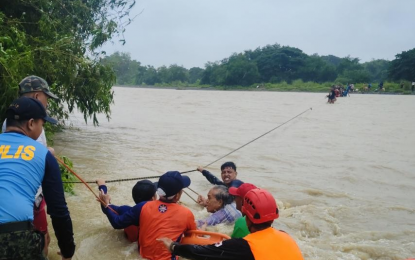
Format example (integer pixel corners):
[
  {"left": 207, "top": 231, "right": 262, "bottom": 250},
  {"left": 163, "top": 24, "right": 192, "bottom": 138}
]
[{"left": 102, "top": 44, "right": 415, "bottom": 87}]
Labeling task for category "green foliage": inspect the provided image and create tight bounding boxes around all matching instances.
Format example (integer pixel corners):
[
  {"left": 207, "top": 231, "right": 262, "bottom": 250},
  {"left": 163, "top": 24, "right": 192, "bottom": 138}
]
[
  {"left": 101, "top": 52, "right": 140, "bottom": 85},
  {"left": 101, "top": 44, "right": 412, "bottom": 93},
  {"left": 0, "top": 0, "right": 136, "bottom": 125},
  {"left": 189, "top": 67, "right": 204, "bottom": 84},
  {"left": 58, "top": 156, "right": 77, "bottom": 194},
  {"left": 388, "top": 48, "right": 415, "bottom": 81},
  {"left": 363, "top": 59, "right": 389, "bottom": 82}
]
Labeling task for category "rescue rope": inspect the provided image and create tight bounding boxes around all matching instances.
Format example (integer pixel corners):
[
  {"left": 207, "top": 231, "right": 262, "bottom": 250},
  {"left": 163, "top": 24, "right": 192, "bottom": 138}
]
[
  {"left": 62, "top": 175, "right": 162, "bottom": 184},
  {"left": 182, "top": 190, "right": 198, "bottom": 204},
  {"left": 187, "top": 186, "right": 201, "bottom": 196},
  {"left": 181, "top": 107, "right": 312, "bottom": 174},
  {"left": 62, "top": 107, "right": 312, "bottom": 184},
  {"left": 56, "top": 156, "right": 118, "bottom": 215}
]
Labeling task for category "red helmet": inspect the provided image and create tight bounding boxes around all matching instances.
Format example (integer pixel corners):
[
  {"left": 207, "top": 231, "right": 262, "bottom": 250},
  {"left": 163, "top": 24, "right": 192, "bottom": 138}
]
[{"left": 241, "top": 189, "right": 279, "bottom": 224}]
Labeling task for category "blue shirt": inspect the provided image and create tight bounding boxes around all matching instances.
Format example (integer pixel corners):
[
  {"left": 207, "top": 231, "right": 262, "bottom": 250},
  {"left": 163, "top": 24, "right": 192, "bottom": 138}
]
[
  {"left": 196, "top": 203, "right": 241, "bottom": 228},
  {"left": 99, "top": 184, "right": 146, "bottom": 229},
  {"left": 0, "top": 132, "right": 75, "bottom": 257},
  {"left": 0, "top": 132, "right": 48, "bottom": 222}
]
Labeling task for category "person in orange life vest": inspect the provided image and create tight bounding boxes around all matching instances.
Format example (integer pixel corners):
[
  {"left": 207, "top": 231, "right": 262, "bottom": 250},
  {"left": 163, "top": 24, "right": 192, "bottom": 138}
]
[
  {"left": 228, "top": 183, "right": 257, "bottom": 238},
  {"left": 96, "top": 179, "right": 157, "bottom": 243},
  {"left": 98, "top": 171, "right": 197, "bottom": 260},
  {"left": 158, "top": 189, "right": 304, "bottom": 260}
]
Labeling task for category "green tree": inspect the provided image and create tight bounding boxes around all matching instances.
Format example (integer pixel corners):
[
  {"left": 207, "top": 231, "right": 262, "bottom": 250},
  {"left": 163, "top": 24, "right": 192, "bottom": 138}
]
[
  {"left": 0, "top": 0, "right": 136, "bottom": 125},
  {"left": 363, "top": 59, "right": 389, "bottom": 82},
  {"left": 188, "top": 67, "right": 204, "bottom": 84},
  {"left": 167, "top": 64, "right": 189, "bottom": 83},
  {"left": 101, "top": 52, "right": 141, "bottom": 85},
  {"left": 141, "top": 66, "right": 160, "bottom": 85},
  {"left": 223, "top": 53, "right": 260, "bottom": 86},
  {"left": 255, "top": 45, "right": 307, "bottom": 83},
  {"left": 388, "top": 48, "right": 415, "bottom": 81},
  {"left": 299, "top": 55, "right": 337, "bottom": 83}
]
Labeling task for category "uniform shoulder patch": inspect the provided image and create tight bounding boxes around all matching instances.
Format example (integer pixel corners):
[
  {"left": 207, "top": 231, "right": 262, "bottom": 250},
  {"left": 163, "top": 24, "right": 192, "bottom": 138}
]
[{"left": 158, "top": 204, "right": 168, "bottom": 213}]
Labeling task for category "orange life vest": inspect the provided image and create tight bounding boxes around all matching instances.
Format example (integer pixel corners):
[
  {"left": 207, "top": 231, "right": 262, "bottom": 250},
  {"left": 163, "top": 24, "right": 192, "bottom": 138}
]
[
  {"left": 244, "top": 227, "right": 304, "bottom": 260},
  {"left": 138, "top": 200, "right": 196, "bottom": 260}
]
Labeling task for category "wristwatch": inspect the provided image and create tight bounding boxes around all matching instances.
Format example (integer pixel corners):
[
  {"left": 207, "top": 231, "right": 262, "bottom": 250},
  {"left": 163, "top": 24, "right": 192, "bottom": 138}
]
[{"left": 170, "top": 242, "right": 179, "bottom": 252}]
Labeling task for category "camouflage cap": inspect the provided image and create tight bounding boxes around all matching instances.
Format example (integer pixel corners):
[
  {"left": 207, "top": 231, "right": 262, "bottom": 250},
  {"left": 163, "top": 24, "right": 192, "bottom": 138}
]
[{"left": 19, "top": 75, "right": 58, "bottom": 100}]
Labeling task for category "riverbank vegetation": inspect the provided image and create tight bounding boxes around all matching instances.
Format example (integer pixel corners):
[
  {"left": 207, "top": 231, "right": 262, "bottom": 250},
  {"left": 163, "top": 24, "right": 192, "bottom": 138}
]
[
  {"left": 103, "top": 46, "right": 415, "bottom": 94},
  {"left": 0, "top": 0, "right": 137, "bottom": 125},
  {"left": 1, "top": 0, "right": 137, "bottom": 193}
]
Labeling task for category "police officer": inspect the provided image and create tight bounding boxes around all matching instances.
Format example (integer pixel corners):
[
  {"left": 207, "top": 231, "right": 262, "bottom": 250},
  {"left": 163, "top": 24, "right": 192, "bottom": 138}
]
[
  {"left": 1, "top": 75, "right": 60, "bottom": 256},
  {"left": 0, "top": 97, "right": 75, "bottom": 260}
]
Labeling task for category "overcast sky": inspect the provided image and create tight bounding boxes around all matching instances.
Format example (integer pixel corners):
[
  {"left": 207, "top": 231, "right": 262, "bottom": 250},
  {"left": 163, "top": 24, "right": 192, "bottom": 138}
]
[{"left": 101, "top": 0, "right": 415, "bottom": 69}]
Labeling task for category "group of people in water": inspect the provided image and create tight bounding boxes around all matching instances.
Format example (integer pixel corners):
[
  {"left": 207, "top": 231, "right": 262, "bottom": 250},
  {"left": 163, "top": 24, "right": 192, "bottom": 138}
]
[
  {"left": 0, "top": 75, "right": 304, "bottom": 260},
  {"left": 95, "top": 162, "right": 304, "bottom": 259},
  {"left": 326, "top": 84, "right": 353, "bottom": 103}
]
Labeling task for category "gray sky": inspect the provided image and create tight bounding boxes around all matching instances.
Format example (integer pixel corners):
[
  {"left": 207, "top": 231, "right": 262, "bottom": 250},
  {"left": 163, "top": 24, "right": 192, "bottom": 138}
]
[{"left": 101, "top": 0, "right": 415, "bottom": 69}]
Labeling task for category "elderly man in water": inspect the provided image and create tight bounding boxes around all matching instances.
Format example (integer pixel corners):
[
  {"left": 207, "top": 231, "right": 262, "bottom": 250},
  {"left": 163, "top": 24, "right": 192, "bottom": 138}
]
[
  {"left": 196, "top": 185, "right": 241, "bottom": 229},
  {"left": 197, "top": 162, "right": 243, "bottom": 206}
]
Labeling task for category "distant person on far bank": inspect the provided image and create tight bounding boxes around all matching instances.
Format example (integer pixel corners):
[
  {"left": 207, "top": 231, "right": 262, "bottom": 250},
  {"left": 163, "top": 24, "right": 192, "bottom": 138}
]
[
  {"left": 412, "top": 82, "right": 415, "bottom": 92},
  {"left": 377, "top": 81, "right": 384, "bottom": 91},
  {"left": 196, "top": 162, "right": 243, "bottom": 206}
]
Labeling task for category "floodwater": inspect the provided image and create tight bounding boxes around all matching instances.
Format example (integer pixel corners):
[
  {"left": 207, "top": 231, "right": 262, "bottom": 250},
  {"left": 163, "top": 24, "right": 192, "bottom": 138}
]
[{"left": 49, "top": 87, "right": 415, "bottom": 260}]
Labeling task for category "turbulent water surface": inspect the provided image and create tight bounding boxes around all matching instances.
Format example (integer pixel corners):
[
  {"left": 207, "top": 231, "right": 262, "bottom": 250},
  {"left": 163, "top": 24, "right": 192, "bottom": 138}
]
[{"left": 49, "top": 87, "right": 415, "bottom": 260}]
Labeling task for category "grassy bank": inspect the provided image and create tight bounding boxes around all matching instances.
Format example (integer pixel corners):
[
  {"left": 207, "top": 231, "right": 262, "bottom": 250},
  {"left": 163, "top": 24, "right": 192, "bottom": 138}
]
[{"left": 132, "top": 80, "right": 414, "bottom": 94}]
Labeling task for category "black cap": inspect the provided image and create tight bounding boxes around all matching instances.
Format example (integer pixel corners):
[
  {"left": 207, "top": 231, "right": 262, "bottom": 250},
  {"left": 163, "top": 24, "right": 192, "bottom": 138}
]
[
  {"left": 6, "top": 97, "right": 58, "bottom": 124},
  {"left": 132, "top": 180, "right": 157, "bottom": 204},
  {"left": 157, "top": 171, "right": 191, "bottom": 197}
]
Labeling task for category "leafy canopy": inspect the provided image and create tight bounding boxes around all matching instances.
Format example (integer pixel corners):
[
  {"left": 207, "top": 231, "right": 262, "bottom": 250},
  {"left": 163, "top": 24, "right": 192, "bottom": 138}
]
[{"left": 0, "top": 0, "right": 136, "bottom": 125}]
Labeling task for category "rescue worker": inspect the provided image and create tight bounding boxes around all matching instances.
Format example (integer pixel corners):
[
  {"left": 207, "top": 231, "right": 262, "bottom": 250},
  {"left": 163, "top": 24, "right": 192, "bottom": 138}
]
[
  {"left": 95, "top": 179, "right": 157, "bottom": 243},
  {"left": 98, "top": 171, "right": 197, "bottom": 260},
  {"left": 229, "top": 183, "right": 257, "bottom": 238},
  {"left": 158, "top": 189, "right": 304, "bottom": 260},
  {"left": 0, "top": 97, "right": 75, "bottom": 260}
]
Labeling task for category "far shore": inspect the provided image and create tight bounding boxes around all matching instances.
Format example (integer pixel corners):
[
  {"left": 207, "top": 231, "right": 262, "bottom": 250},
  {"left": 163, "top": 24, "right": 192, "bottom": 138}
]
[{"left": 113, "top": 85, "right": 413, "bottom": 95}]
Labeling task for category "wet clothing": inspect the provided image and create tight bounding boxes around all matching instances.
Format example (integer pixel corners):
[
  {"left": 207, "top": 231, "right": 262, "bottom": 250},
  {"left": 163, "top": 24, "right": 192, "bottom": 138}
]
[
  {"left": 328, "top": 90, "right": 336, "bottom": 100},
  {"left": 231, "top": 216, "right": 250, "bottom": 238},
  {"left": 0, "top": 132, "right": 75, "bottom": 259},
  {"left": 172, "top": 227, "right": 304, "bottom": 260},
  {"left": 124, "top": 225, "right": 139, "bottom": 242},
  {"left": 200, "top": 170, "right": 242, "bottom": 187},
  {"left": 101, "top": 190, "right": 196, "bottom": 260},
  {"left": 196, "top": 203, "right": 241, "bottom": 228},
  {"left": 98, "top": 185, "right": 140, "bottom": 242}
]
